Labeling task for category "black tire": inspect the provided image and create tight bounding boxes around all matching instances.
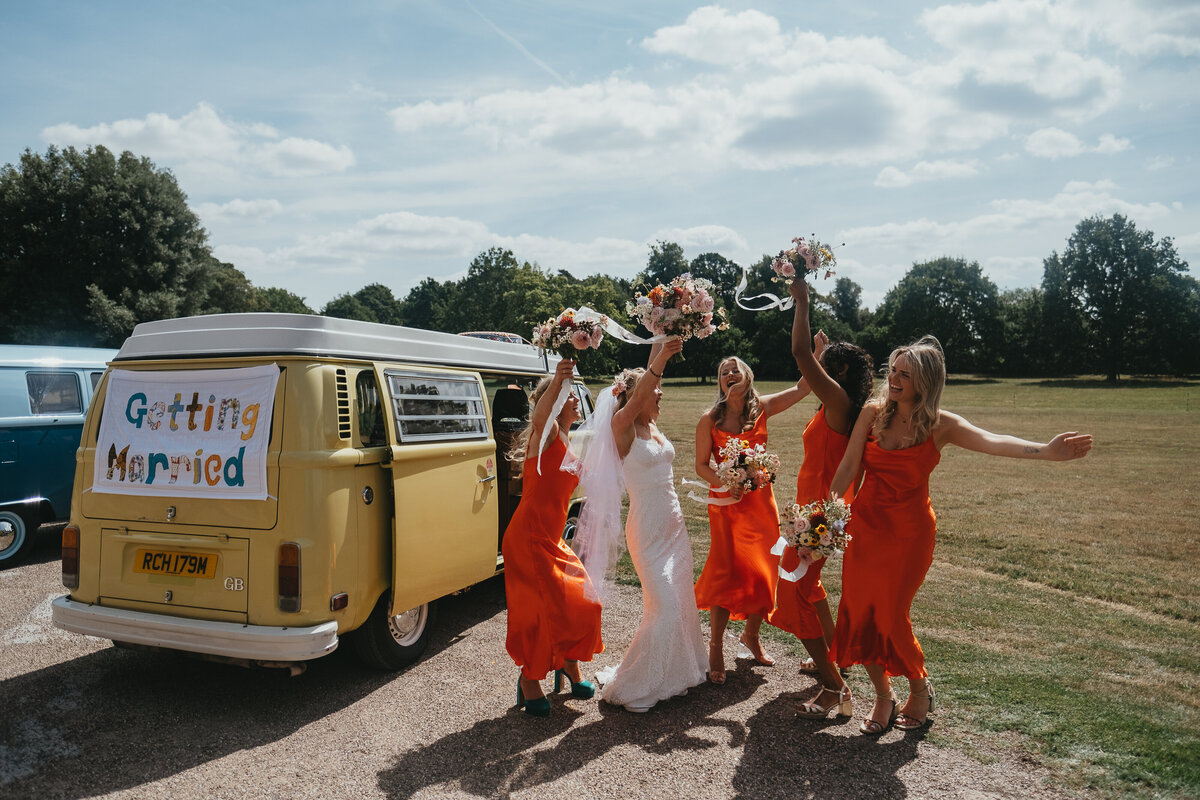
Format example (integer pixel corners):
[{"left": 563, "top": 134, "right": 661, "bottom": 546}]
[
  {"left": 350, "top": 591, "right": 437, "bottom": 671},
  {"left": 0, "top": 508, "right": 38, "bottom": 569}
]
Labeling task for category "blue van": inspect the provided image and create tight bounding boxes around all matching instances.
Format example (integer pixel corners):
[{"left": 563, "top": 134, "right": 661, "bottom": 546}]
[{"left": 0, "top": 345, "right": 116, "bottom": 567}]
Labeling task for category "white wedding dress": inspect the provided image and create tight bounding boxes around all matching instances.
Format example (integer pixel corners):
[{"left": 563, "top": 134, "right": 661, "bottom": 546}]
[{"left": 596, "top": 433, "right": 708, "bottom": 711}]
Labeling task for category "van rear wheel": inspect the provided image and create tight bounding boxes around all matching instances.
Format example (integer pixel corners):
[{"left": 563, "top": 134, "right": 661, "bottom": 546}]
[
  {"left": 0, "top": 509, "right": 37, "bottom": 569},
  {"left": 350, "top": 592, "right": 436, "bottom": 671}
]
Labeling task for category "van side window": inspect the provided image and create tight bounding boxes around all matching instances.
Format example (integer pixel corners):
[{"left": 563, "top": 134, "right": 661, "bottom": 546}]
[
  {"left": 386, "top": 371, "right": 488, "bottom": 442},
  {"left": 89, "top": 371, "right": 104, "bottom": 390},
  {"left": 26, "top": 372, "right": 83, "bottom": 415},
  {"left": 355, "top": 370, "right": 386, "bottom": 446}
]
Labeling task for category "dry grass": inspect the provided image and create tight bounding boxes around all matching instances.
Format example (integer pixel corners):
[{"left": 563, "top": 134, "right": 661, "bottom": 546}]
[{"left": 590, "top": 374, "right": 1200, "bottom": 799}]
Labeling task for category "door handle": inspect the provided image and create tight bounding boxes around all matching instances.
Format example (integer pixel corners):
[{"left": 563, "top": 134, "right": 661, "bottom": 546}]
[{"left": 478, "top": 474, "right": 496, "bottom": 484}]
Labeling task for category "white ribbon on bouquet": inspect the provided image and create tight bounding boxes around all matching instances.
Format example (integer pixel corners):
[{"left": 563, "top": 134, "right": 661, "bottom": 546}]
[
  {"left": 771, "top": 536, "right": 819, "bottom": 583},
  {"left": 680, "top": 477, "right": 740, "bottom": 507},
  {"left": 733, "top": 263, "right": 794, "bottom": 312},
  {"left": 535, "top": 306, "right": 671, "bottom": 474}
]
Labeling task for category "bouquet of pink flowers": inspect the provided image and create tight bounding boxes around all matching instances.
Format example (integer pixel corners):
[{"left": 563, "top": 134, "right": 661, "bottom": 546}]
[
  {"left": 625, "top": 273, "right": 729, "bottom": 341},
  {"left": 771, "top": 235, "right": 838, "bottom": 284},
  {"left": 531, "top": 310, "right": 605, "bottom": 359},
  {"left": 780, "top": 498, "right": 851, "bottom": 563},
  {"left": 715, "top": 437, "right": 780, "bottom": 493}
]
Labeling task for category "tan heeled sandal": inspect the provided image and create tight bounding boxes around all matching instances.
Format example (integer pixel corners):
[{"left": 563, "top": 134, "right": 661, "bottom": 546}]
[
  {"left": 859, "top": 694, "right": 898, "bottom": 735},
  {"left": 795, "top": 684, "right": 853, "bottom": 719},
  {"left": 895, "top": 679, "right": 935, "bottom": 730}
]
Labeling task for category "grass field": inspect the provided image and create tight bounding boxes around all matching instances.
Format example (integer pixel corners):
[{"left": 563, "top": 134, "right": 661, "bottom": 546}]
[{"left": 590, "top": 375, "right": 1200, "bottom": 799}]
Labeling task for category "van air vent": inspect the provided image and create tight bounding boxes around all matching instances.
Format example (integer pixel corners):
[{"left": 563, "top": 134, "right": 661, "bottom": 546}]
[{"left": 335, "top": 369, "right": 352, "bottom": 439}]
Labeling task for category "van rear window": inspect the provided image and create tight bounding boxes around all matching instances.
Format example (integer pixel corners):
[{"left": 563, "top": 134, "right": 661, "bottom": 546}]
[
  {"left": 386, "top": 371, "right": 488, "bottom": 442},
  {"left": 26, "top": 372, "right": 83, "bottom": 415}
]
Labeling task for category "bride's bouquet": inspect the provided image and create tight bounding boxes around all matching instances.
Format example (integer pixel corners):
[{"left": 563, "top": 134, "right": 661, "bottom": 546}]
[
  {"left": 780, "top": 498, "right": 851, "bottom": 562},
  {"left": 715, "top": 437, "right": 780, "bottom": 494},
  {"left": 531, "top": 309, "right": 606, "bottom": 359},
  {"left": 625, "top": 273, "right": 728, "bottom": 341},
  {"left": 771, "top": 235, "right": 838, "bottom": 285}
]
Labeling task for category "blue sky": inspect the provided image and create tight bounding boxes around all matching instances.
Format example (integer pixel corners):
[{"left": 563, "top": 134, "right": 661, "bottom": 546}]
[{"left": 3, "top": 1, "right": 1198, "bottom": 311}]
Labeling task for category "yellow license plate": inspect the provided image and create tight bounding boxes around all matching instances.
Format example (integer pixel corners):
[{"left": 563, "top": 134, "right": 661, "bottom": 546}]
[{"left": 133, "top": 549, "right": 218, "bottom": 579}]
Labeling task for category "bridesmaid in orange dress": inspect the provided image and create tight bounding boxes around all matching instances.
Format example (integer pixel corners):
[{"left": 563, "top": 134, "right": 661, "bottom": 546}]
[
  {"left": 829, "top": 335, "right": 1093, "bottom": 735},
  {"left": 693, "top": 356, "right": 808, "bottom": 683},
  {"left": 768, "top": 278, "right": 874, "bottom": 719},
  {"left": 503, "top": 359, "right": 604, "bottom": 717}
]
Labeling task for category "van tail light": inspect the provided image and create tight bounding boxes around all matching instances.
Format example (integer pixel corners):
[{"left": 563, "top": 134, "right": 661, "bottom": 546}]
[
  {"left": 278, "top": 542, "right": 301, "bottom": 612},
  {"left": 62, "top": 525, "right": 80, "bottom": 589}
]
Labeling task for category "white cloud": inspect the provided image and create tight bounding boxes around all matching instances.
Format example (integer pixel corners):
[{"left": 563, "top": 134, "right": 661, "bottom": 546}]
[
  {"left": 841, "top": 180, "right": 1172, "bottom": 250},
  {"left": 875, "top": 159, "right": 982, "bottom": 187},
  {"left": 918, "top": 0, "right": 1123, "bottom": 121},
  {"left": 1025, "top": 127, "right": 1130, "bottom": 158},
  {"left": 1026, "top": 127, "right": 1084, "bottom": 158},
  {"left": 641, "top": 6, "right": 785, "bottom": 67},
  {"left": 1147, "top": 156, "right": 1175, "bottom": 171},
  {"left": 650, "top": 225, "right": 749, "bottom": 254},
  {"left": 41, "top": 103, "right": 355, "bottom": 178},
  {"left": 195, "top": 198, "right": 284, "bottom": 223}
]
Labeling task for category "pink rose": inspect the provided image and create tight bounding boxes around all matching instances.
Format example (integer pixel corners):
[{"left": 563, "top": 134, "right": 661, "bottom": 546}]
[
  {"left": 590, "top": 327, "right": 603, "bottom": 347},
  {"left": 693, "top": 292, "right": 715, "bottom": 312}
]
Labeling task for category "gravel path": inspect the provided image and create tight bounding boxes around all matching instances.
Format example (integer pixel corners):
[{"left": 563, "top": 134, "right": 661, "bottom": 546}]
[{"left": 1, "top": 542, "right": 1077, "bottom": 800}]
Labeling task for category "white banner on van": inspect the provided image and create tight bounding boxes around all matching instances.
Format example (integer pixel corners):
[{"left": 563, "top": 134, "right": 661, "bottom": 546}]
[{"left": 91, "top": 365, "right": 279, "bottom": 500}]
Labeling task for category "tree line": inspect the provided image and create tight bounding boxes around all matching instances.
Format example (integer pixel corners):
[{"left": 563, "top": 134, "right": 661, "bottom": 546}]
[{"left": 3, "top": 145, "right": 1196, "bottom": 382}]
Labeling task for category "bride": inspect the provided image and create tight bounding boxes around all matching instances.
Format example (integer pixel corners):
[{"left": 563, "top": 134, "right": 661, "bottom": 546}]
[{"left": 576, "top": 338, "right": 708, "bottom": 712}]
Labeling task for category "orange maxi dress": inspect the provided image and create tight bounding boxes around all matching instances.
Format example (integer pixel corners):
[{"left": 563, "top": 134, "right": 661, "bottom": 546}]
[
  {"left": 767, "top": 407, "right": 852, "bottom": 639},
  {"left": 503, "top": 435, "right": 604, "bottom": 681},
  {"left": 694, "top": 413, "right": 780, "bottom": 620},
  {"left": 830, "top": 435, "right": 941, "bottom": 679}
]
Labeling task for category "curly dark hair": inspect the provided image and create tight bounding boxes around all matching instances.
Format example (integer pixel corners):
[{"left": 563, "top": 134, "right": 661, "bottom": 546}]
[{"left": 820, "top": 341, "right": 874, "bottom": 429}]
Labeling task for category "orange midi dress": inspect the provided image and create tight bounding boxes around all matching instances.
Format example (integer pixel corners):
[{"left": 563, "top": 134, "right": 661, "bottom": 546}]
[
  {"left": 503, "top": 435, "right": 604, "bottom": 681},
  {"left": 694, "top": 413, "right": 780, "bottom": 620},
  {"left": 830, "top": 435, "right": 941, "bottom": 679},
  {"left": 767, "top": 407, "right": 852, "bottom": 639}
]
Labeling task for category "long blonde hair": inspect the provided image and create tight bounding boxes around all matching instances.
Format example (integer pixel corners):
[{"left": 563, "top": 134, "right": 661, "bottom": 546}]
[
  {"left": 509, "top": 375, "right": 555, "bottom": 472},
  {"left": 709, "top": 356, "right": 762, "bottom": 432},
  {"left": 613, "top": 367, "right": 645, "bottom": 412},
  {"left": 871, "top": 335, "right": 945, "bottom": 446}
]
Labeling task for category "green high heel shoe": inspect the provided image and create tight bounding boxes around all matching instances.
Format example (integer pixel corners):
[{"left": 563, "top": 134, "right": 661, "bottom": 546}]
[
  {"left": 553, "top": 667, "right": 596, "bottom": 699},
  {"left": 517, "top": 677, "right": 551, "bottom": 717}
]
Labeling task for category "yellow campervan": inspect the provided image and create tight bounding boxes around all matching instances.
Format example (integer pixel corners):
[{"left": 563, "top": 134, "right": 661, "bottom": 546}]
[{"left": 52, "top": 314, "right": 592, "bottom": 671}]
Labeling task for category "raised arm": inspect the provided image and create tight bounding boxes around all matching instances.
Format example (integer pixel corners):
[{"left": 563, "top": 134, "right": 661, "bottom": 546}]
[
  {"left": 935, "top": 410, "right": 1094, "bottom": 460},
  {"left": 612, "top": 338, "right": 683, "bottom": 456},
  {"left": 829, "top": 401, "right": 876, "bottom": 499},
  {"left": 760, "top": 376, "right": 813, "bottom": 418},
  {"left": 789, "top": 279, "right": 851, "bottom": 430},
  {"left": 525, "top": 358, "right": 576, "bottom": 456}
]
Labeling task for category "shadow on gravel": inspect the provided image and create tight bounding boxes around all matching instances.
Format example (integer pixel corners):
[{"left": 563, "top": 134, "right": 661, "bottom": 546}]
[
  {"left": 377, "top": 664, "right": 769, "bottom": 798},
  {"left": 732, "top": 690, "right": 920, "bottom": 799},
  {"left": 0, "top": 577, "right": 505, "bottom": 798}
]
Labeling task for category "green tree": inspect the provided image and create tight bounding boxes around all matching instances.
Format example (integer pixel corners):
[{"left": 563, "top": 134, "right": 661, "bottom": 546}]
[
  {"left": 322, "top": 293, "right": 376, "bottom": 321},
  {"left": 254, "top": 286, "right": 314, "bottom": 314},
  {"left": 830, "top": 277, "right": 864, "bottom": 330},
  {"left": 203, "top": 260, "right": 259, "bottom": 314},
  {"left": 0, "top": 145, "right": 218, "bottom": 346},
  {"left": 872, "top": 257, "right": 1002, "bottom": 373},
  {"left": 996, "top": 288, "right": 1047, "bottom": 375},
  {"left": 398, "top": 277, "right": 454, "bottom": 331},
  {"left": 1042, "top": 214, "right": 1190, "bottom": 380}
]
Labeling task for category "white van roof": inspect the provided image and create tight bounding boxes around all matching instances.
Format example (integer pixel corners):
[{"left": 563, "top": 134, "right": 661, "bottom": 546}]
[
  {"left": 0, "top": 344, "right": 117, "bottom": 368},
  {"left": 116, "top": 314, "right": 558, "bottom": 374}
]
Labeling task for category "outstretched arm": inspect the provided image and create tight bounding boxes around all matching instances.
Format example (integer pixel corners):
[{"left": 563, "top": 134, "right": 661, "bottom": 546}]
[
  {"left": 935, "top": 410, "right": 1094, "bottom": 460},
  {"left": 525, "top": 358, "right": 575, "bottom": 456},
  {"left": 760, "top": 377, "right": 813, "bottom": 418}
]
